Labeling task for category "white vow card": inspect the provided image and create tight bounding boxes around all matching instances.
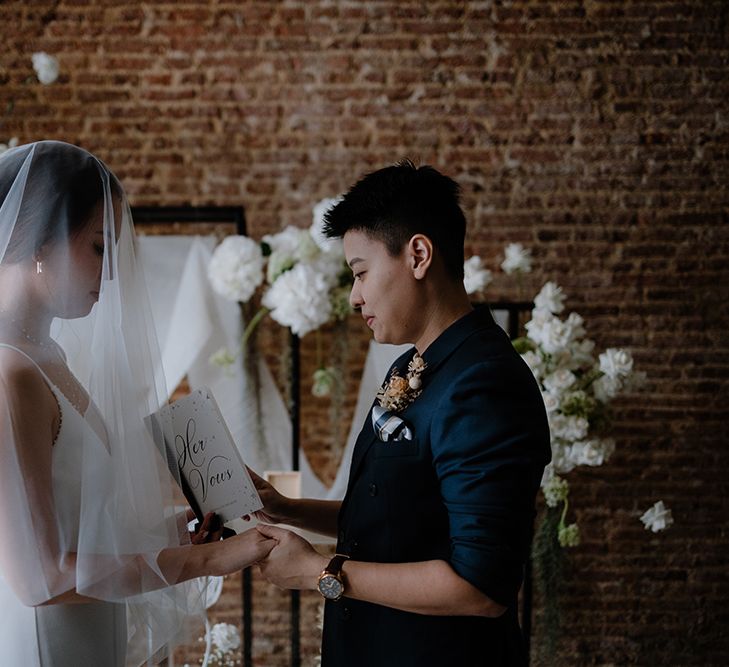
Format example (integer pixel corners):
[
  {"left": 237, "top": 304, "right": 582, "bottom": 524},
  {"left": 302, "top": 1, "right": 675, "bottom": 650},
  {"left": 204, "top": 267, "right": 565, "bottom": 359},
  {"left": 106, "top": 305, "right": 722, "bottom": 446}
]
[{"left": 148, "top": 387, "right": 263, "bottom": 523}]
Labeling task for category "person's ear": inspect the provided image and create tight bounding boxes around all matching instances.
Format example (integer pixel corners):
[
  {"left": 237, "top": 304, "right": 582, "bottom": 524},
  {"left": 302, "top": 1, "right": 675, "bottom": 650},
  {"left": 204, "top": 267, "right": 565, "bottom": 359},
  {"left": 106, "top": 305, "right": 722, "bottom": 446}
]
[{"left": 407, "top": 234, "right": 433, "bottom": 280}]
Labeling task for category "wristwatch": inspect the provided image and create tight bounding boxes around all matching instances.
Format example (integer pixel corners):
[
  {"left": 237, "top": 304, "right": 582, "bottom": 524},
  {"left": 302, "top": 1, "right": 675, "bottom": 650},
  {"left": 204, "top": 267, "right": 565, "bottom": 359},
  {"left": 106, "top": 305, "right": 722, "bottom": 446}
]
[{"left": 317, "top": 554, "right": 349, "bottom": 601}]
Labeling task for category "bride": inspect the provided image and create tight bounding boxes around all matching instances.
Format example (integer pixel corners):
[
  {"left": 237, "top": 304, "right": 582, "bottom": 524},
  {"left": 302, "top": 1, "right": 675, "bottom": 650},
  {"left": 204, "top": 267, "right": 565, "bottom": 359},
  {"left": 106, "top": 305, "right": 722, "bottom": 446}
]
[{"left": 0, "top": 141, "right": 274, "bottom": 666}]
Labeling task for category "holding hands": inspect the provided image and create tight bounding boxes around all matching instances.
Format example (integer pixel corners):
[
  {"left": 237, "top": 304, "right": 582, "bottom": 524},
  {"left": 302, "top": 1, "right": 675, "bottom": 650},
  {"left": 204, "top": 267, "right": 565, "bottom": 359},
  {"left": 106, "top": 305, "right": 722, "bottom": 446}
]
[
  {"left": 255, "top": 524, "right": 327, "bottom": 591},
  {"left": 245, "top": 467, "right": 333, "bottom": 592}
]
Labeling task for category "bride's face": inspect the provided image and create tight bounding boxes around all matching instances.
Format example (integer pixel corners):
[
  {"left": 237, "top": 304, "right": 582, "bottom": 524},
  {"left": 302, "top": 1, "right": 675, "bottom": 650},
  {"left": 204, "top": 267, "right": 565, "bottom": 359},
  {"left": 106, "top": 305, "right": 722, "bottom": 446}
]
[{"left": 43, "top": 208, "right": 106, "bottom": 319}]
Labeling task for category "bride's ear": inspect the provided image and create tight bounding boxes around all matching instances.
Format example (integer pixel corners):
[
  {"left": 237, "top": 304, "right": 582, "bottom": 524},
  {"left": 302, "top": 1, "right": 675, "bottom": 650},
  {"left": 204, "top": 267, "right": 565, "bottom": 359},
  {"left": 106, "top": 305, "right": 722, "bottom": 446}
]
[{"left": 407, "top": 234, "right": 434, "bottom": 280}]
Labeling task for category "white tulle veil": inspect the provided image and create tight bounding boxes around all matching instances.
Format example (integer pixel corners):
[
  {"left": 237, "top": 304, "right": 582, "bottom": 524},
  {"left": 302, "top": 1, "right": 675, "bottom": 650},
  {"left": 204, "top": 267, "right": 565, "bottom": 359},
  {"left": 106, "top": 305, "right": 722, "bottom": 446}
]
[{"left": 0, "top": 141, "right": 207, "bottom": 664}]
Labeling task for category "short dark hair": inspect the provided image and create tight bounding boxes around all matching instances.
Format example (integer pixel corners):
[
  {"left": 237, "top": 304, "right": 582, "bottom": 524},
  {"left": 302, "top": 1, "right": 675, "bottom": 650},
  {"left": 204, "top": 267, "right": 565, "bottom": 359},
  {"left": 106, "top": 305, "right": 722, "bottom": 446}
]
[{"left": 323, "top": 160, "right": 466, "bottom": 280}]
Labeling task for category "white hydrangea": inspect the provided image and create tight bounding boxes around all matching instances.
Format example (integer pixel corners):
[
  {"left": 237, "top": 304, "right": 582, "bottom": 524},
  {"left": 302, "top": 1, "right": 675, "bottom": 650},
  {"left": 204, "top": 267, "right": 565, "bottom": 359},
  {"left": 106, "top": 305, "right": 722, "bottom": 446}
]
[
  {"left": 262, "top": 262, "right": 333, "bottom": 337},
  {"left": 501, "top": 242, "right": 532, "bottom": 274},
  {"left": 32, "top": 52, "right": 59, "bottom": 85},
  {"left": 599, "top": 348, "right": 634, "bottom": 380},
  {"left": 208, "top": 235, "right": 264, "bottom": 303},
  {"left": 263, "top": 225, "right": 319, "bottom": 264},
  {"left": 640, "top": 500, "right": 674, "bottom": 533},
  {"left": 533, "top": 281, "right": 565, "bottom": 315},
  {"left": 209, "top": 622, "right": 241, "bottom": 653},
  {"left": 463, "top": 256, "right": 493, "bottom": 295},
  {"left": 310, "top": 196, "right": 343, "bottom": 253}
]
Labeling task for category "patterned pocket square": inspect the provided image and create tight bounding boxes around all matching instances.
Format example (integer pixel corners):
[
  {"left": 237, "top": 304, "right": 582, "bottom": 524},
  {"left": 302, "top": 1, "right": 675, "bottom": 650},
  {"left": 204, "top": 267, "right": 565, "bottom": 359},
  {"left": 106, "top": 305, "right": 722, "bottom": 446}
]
[{"left": 371, "top": 405, "right": 414, "bottom": 442}]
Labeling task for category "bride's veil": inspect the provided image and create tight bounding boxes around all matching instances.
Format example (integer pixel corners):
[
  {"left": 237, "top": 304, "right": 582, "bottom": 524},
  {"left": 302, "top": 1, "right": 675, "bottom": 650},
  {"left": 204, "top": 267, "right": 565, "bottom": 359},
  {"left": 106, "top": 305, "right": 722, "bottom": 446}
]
[{"left": 0, "top": 141, "right": 207, "bottom": 664}]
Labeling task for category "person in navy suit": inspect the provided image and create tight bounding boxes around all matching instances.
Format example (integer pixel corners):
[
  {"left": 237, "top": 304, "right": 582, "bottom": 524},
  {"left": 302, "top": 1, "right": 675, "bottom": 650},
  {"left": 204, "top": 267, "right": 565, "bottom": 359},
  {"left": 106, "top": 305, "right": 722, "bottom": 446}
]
[{"left": 254, "top": 161, "right": 551, "bottom": 666}]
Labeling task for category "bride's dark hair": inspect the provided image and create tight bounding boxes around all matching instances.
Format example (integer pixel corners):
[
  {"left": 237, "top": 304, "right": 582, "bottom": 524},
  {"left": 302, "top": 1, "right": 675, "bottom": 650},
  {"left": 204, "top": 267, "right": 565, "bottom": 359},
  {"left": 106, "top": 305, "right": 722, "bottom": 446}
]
[{"left": 0, "top": 141, "right": 118, "bottom": 263}]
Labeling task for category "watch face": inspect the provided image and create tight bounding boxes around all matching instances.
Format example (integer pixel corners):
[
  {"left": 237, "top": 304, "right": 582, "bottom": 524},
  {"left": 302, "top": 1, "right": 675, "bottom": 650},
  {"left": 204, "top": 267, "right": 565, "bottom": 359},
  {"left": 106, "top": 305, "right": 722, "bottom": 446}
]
[{"left": 318, "top": 574, "right": 344, "bottom": 600}]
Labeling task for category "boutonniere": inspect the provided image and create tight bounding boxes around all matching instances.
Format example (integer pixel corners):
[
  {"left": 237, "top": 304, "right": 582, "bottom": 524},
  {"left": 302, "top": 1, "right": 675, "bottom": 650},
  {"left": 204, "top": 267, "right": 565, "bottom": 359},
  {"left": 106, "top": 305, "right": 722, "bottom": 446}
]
[{"left": 376, "top": 352, "right": 427, "bottom": 413}]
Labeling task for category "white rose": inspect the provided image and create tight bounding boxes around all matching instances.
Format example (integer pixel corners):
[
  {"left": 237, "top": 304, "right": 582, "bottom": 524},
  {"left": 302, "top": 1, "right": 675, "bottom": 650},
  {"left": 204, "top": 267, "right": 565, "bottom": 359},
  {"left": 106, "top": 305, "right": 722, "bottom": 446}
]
[
  {"left": 534, "top": 281, "right": 566, "bottom": 315},
  {"left": 640, "top": 500, "right": 674, "bottom": 533},
  {"left": 463, "top": 256, "right": 493, "bottom": 295},
  {"left": 521, "top": 350, "right": 544, "bottom": 379},
  {"left": 501, "top": 242, "right": 532, "bottom": 274},
  {"left": 208, "top": 235, "right": 264, "bottom": 303},
  {"left": 209, "top": 622, "right": 241, "bottom": 653},
  {"left": 569, "top": 338, "right": 596, "bottom": 368},
  {"left": 535, "top": 317, "right": 574, "bottom": 355},
  {"left": 543, "top": 368, "right": 577, "bottom": 394},
  {"left": 550, "top": 414, "right": 589, "bottom": 442},
  {"left": 541, "top": 391, "right": 560, "bottom": 413},
  {"left": 570, "top": 438, "right": 614, "bottom": 467},
  {"left": 262, "top": 262, "right": 333, "bottom": 336},
  {"left": 32, "top": 52, "right": 59, "bottom": 85},
  {"left": 599, "top": 348, "right": 634, "bottom": 380},
  {"left": 593, "top": 374, "right": 622, "bottom": 402},
  {"left": 550, "top": 441, "right": 575, "bottom": 474},
  {"left": 564, "top": 312, "right": 586, "bottom": 340}
]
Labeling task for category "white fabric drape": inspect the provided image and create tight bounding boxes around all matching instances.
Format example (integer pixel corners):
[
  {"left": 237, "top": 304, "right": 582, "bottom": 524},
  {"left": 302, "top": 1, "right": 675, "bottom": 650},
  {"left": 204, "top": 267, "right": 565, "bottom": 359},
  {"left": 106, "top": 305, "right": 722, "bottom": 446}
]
[{"left": 124, "top": 236, "right": 409, "bottom": 504}]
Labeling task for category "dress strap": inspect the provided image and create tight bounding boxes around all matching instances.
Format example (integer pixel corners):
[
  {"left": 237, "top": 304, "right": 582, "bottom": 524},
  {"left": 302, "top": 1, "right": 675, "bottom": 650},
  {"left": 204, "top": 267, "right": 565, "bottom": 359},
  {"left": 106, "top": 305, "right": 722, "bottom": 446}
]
[
  {"left": 0, "top": 343, "right": 64, "bottom": 446},
  {"left": 0, "top": 343, "right": 57, "bottom": 388}
]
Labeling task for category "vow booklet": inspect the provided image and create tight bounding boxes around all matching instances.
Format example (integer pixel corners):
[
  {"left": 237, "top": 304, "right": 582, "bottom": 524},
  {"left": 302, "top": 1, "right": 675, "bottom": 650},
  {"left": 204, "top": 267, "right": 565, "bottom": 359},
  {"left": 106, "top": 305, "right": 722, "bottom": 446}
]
[{"left": 147, "top": 387, "right": 263, "bottom": 524}]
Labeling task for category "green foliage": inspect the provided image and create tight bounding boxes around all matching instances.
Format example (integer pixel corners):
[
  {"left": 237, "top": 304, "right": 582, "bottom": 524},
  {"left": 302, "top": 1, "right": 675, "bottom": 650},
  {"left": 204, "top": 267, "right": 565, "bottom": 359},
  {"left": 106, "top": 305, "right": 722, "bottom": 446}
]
[
  {"left": 512, "top": 336, "right": 536, "bottom": 354},
  {"left": 532, "top": 507, "right": 566, "bottom": 664}
]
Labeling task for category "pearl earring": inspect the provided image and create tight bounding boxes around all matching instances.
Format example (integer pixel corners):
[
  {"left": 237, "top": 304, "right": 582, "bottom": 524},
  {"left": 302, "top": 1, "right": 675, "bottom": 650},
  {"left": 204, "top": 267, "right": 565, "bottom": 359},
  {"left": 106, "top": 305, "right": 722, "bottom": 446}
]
[{"left": 36, "top": 260, "right": 43, "bottom": 274}]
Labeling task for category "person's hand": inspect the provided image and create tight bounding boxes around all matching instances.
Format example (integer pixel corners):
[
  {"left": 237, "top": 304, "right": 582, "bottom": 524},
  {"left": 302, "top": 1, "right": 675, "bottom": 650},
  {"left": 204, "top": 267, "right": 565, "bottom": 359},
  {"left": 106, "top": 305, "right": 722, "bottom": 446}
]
[
  {"left": 208, "top": 528, "right": 278, "bottom": 576},
  {"left": 188, "top": 510, "right": 225, "bottom": 544},
  {"left": 243, "top": 467, "right": 292, "bottom": 524},
  {"left": 256, "top": 524, "right": 327, "bottom": 590}
]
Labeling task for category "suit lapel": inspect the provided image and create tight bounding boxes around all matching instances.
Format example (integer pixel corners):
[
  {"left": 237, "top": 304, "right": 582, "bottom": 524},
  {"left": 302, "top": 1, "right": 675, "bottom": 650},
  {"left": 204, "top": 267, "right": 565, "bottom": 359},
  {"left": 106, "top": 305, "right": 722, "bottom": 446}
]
[{"left": 340, "top": 308, "right": 498, "bottom": 509}]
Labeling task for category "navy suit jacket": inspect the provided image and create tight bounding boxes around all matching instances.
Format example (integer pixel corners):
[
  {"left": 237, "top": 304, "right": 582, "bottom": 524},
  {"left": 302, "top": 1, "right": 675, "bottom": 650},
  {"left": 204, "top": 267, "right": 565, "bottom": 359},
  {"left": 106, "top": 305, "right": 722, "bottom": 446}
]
[{"left": 321, "top": 306, "right": 551, "bottom": 667}]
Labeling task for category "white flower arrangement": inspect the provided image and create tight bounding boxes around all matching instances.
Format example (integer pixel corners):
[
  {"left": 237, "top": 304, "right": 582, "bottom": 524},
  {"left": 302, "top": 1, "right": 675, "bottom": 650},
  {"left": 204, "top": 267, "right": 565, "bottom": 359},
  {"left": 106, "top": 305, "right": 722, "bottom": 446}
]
[
  {"left": 501, "top": 242, "right": 533, "bottom": 275},
  {"left": 199, "top": 622, "right": 241, "bottom": 667},
  {"left": 208, "top": 236, "right": 264, "bottom": 303},
  {"left": 31, "top": 52, "right": 60, "bottom": 85},
  {"left": 514, "top": 281, "right": 643, "bottom": 547},
  {"left": 208, "top": 198, "right": 351, "bottom": 341},
  {"left": 1, "top": 52, "right": 60, "bottom": 155},
  {"left": 463, "top": 256, "right": 493, "bottom": 295},
  {"left": 208, "top": 198, "right": 353, "bottom": 396},
  {"left": 640, "top": 500, "right": 673, "bottom": 533}
]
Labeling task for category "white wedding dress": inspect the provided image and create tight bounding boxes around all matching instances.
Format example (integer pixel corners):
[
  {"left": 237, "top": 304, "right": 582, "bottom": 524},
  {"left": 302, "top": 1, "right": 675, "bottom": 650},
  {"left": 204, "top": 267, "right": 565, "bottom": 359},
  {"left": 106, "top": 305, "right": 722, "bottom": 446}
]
[{"left": 0, "top": 344, "right": 127, "bottom": 666}]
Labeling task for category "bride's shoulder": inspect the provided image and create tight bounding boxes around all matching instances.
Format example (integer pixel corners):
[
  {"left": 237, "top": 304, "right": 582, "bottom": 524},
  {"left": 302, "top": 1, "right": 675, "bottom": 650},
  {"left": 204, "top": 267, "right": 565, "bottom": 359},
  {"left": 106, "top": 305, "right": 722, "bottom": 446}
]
[{"left": 0, "top": 345, "right": 53, "bottom": 401}]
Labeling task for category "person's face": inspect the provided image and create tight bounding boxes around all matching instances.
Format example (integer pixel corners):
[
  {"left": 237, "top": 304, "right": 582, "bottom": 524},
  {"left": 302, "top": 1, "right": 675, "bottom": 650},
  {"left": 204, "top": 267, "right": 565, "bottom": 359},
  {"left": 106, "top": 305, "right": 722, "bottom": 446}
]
[
  {"left": 344, "top": 230, "right": 421, "bottom": 345},
  {"left": 43, "top": 207, "right": 105, "bottom": 319}
]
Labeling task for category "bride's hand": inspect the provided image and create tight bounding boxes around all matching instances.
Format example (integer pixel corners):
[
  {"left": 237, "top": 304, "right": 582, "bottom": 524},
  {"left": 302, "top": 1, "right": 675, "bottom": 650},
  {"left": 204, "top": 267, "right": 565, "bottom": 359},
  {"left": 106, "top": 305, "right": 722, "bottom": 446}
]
[
  {"left": 188, "top": 511, "right": 225, "bottom": 544},
  {"left": 210, "top": 529, "right": 278, "bottom": 575},
  {"left": 243, "top": 467, "right": 292, "bottom": 525}
]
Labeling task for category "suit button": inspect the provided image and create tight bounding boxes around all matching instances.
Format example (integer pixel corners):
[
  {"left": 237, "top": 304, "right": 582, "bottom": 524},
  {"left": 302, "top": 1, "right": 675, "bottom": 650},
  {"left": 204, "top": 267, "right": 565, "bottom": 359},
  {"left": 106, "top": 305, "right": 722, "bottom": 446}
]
[
  {"left": 342, "top": 607, "right": 351, "bottom": 621},
  {"left": 368, "top": 483, "right": 377, "bottom": 496}
]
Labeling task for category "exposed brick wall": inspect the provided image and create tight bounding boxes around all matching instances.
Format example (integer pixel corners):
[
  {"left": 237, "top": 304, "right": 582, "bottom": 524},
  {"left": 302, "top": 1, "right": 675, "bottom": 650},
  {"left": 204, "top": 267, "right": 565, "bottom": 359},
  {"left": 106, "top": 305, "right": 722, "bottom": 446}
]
[{"left": 2, "top": 1, "right": 728, "bottom": 665}]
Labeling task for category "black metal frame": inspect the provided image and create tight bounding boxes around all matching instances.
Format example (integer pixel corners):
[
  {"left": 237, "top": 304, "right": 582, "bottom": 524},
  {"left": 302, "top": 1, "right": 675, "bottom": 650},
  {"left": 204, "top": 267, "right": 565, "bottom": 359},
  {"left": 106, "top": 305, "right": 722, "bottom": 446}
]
[
  {"left": 126, "top": 208, "right": 534, "bottom": 667},
  {"left": 129, "top": 205, "right": 253, "bottom": 665}
]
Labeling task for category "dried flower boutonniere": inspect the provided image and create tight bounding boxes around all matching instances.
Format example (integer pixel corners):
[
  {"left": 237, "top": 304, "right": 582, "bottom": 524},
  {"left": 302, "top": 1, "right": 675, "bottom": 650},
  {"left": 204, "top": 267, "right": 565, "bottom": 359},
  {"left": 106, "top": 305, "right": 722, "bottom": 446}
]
[{"left": 376, "top": 353, "right": 427, "bottom": 412}]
